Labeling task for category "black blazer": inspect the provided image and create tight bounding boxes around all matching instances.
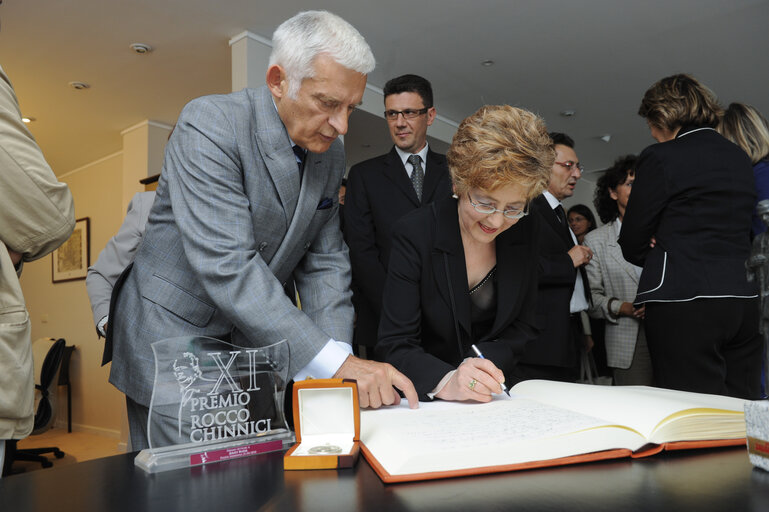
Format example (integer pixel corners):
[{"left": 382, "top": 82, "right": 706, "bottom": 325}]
[
  {"left": 518, "top": 194, "right": 582, "bottom": 368},
  {"left": 619, "top": 126, "right": 758, "bottom": 303},
  {"left": 344, "top": 147, "right": 452, "bottom": 347},
  {"left": 375, "top": 196, "right": 540, "bottom": 399}
]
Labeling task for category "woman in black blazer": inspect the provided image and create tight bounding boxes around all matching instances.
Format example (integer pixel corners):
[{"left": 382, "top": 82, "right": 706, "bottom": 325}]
[
  {"left": 376, "top": 105, "right": 554, "bottom": 402},
  {"left": 619, "top": 74, "right": 762, "bottom": 399}
]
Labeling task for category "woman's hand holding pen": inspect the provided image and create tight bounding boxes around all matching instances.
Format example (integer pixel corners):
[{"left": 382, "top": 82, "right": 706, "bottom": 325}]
[{"left": 435, "top": 358, "right": 506, "bottom": 402}]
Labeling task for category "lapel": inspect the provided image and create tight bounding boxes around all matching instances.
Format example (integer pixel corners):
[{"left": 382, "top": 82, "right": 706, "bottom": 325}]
[
  {"left": 488, "top": 222, "right": 529, "bottom": 336},
  {"left": 251, "top": 86, "right": 326, "bottom": 275},
  {"left": 606, "top": 220, "right": 640, "bottom": 284},
  {"left": 421, "top": 149, "right": 447, "bottom": 204},
  {"left": 276, "top": 152, "right": 326, "bottom": 254},
  {"left": 382, "top": 147, "right": 421, "bottom": 207},
  {"left": 253, "top": 86, "right": 301, "bottom": 230},
  {"left": 431, "top": 199, "right": 472, "bottom": 337},
  {"left": 534, "top": 195, "right": 572, "bottom": 247}
]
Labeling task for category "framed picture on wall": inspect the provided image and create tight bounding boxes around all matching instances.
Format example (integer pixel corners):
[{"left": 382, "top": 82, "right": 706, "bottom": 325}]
[{"left": 52, "top": 217, "right": 90, "bottom": 283}]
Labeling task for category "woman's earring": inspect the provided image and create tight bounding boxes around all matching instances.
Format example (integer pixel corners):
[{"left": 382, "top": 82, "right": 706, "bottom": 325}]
[{"left": 452, "top": 194, "right": 459, "bottom": 199}]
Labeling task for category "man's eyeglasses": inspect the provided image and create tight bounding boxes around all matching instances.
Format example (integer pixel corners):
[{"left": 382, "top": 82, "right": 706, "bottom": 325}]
[
  {"left": 555, "top": 161, "right": 585, "bottom": 173},
  {"left": 384, "top": 107, "right": 429, "bottom": 120},
  {"left": 468, "top": 193, "right": 529, "bottom": 220}
]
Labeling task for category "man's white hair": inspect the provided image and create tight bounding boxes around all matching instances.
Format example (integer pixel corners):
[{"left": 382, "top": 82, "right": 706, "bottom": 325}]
[{"left": 269, "top": 10, "right": 375, "bottom": 98}]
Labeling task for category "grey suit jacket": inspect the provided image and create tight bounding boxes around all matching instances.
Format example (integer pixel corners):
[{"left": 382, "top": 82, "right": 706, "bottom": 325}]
[
  {"left": 584, "top": 221, "right": 643, "bottom": 369},
  {"left": 86, "top": 191, "right": 155, "bottom": 329},
  {"left": 110, "top": 86, "right": 353, "bottom": 406}
]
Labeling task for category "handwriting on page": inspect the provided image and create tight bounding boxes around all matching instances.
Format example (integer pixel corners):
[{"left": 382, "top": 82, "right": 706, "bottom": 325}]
[{"left": 396, "top": 398, "right": 607, "bottom": 448}]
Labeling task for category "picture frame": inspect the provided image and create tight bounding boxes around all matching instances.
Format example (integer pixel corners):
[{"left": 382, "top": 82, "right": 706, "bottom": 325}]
[{"left": 52, "top": 217, "right": 90, "bottom": 283}]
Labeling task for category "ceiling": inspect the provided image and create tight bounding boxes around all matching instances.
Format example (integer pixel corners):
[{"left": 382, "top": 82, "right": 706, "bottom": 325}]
[{"left": 1, "top": 0, "right": 768, "bottom": 180}]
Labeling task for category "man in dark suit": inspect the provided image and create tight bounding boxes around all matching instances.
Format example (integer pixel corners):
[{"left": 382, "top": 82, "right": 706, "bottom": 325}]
[
  {"left": 513, "top": 133, "right": 593, "bottom": 382},
  {"left": 345, "top": 75, "right": 452, "bottom": 357},
  {"left": 109, "top": 11, "right": 418, "bottom": 450}
]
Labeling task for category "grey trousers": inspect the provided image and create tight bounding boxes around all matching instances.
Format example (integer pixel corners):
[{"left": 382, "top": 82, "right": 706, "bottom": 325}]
[{"left": 125, "top": 396, "right": 182, "bottom": 451}]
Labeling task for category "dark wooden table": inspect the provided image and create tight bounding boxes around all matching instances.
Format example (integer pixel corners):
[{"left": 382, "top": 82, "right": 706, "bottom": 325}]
[{"left": 2, "top": 446, "right": 768, "bottom": 511}]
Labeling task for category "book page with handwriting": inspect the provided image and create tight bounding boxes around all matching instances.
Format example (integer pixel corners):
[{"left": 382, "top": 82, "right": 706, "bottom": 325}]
[
  {"left": 360, "top": 382, "right": 747, "bottom": 477},
  {"left": 361, "top": 395, "right": 645, "bottom": 476},
  {"left": 509, "top": 381, "right": 745, "bottom": 443}
]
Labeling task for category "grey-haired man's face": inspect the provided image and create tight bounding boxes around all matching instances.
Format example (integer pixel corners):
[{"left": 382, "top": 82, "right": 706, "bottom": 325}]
[{"left": 270, "top": 54, "right": 366, "bottom": 153}]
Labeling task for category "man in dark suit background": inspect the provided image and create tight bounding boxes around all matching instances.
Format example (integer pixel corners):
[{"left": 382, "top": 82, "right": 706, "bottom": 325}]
[
  {"left": 345, "top": 74, "right": 452, "bottom": 357},
  {"left": 513, "top": 133, "right": 593, "bottom": 382}
]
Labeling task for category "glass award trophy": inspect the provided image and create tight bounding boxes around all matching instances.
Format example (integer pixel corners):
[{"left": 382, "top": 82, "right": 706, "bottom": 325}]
[{"left": 135, "top": 336, "right": 295, "bottom": 473}]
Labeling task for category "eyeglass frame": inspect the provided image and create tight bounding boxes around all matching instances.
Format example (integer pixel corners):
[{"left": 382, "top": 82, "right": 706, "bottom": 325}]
[
  {"left": 467, "top": 192, "right": 529, "bottom": 220},
  {"left": 383, "top": 107, "right": 430, "bottom": 121},
  {"left": 555, "top": 160, "right": 585, "bottom": 173}
]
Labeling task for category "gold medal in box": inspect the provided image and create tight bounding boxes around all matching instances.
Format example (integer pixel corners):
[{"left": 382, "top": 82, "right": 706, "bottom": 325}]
[{"left": 284, "top": 379, "right": 360, "bottom": 470}]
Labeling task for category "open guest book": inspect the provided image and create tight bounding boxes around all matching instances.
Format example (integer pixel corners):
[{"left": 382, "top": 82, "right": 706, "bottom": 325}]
[{"left": 360, "top": 380, "right": 748, "bottom": 483}]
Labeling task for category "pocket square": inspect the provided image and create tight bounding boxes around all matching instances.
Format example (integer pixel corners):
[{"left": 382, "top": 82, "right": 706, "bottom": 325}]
[{"left": 317, "top": 197, "right": 333, "bottom": 210}]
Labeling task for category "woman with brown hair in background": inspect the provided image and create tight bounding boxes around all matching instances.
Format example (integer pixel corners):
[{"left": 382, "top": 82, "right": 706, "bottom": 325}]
[{"left": 619, "top": 74, "right": 761, "bottom": 399}]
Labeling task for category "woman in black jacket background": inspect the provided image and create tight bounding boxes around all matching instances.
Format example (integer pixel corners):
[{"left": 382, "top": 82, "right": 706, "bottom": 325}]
[{"left": 619, "top": 74, "right": 761, "bottom": 399}]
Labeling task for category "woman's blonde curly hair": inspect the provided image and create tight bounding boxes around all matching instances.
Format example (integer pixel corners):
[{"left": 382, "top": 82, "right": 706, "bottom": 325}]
[{"left": 447, "top": 105, "right": 554, "bottom": 200}]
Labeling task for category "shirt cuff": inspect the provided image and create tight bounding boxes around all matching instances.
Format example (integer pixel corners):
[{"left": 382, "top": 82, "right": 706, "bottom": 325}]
[
  {"left": 293, "top": 339, "right": 353, "bottom": 381},
  {"left": 427, "top": 370, "right": 456, "bottom": 400},
  {"left": 608, "top": 298, "right": 621, "bottom": 318},
  {"left": 97, "top": 316, "right": 109, "bottom": 337}
]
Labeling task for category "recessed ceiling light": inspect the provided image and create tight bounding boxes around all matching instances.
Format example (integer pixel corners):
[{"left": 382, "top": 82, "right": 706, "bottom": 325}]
[
  {"left": 22, "top": 116, "right": 35, "bottom": 123},
  {"left": 69, "top": 81, "right": 90, "bottom": 90},
  {"left": 481, "top": 60, "right": 495, "bottom": 67},
  {"left": 129, "top": 43, "right": 153, "bottom": 55},
  {"left": 560, "top": 109, "right": 576, "bottom": 117}
]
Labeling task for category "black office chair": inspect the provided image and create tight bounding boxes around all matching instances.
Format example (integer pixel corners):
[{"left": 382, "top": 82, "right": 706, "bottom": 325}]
[
  {"left": 3, "top": 338, "right": 68, "bottom": 474},
  {"left": 59, "top": 344, "right": 75, "bottom": 433}
]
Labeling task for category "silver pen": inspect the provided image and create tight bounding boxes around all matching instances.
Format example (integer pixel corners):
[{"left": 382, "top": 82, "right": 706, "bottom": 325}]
[{"left": 471, "top": 344, "right": 511, "bottom": 396}]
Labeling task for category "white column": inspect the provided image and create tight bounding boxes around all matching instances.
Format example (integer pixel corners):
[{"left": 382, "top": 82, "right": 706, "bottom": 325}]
[
  {"left": 120, "top": 120, "right": 172, "bottom": 212},
  {"left": 229, "top": 31, "right": 273, "bottom": 92}
]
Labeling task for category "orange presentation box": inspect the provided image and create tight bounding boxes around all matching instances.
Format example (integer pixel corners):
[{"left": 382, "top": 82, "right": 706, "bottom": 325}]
[{"left": 284, "top": 379, "right": 360, "bottom": 470}]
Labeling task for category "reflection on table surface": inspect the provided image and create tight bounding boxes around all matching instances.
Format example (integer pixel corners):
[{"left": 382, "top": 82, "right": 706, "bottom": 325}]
[{"left": 1, "top": 446, "right": 768, "bottom": 512}]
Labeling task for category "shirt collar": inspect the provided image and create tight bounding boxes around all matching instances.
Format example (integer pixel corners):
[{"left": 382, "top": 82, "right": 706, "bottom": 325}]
[
  {"left": 543, "top": 190, "right": 561, "bottom": 209},
  {"left": 395, "top": 143, "right": 430, "bottom": 169}
]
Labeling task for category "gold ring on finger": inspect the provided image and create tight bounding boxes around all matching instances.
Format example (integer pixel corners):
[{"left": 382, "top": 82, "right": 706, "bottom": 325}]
[{"left": 469, "top": 378, "right": 477, "bottom": 391}]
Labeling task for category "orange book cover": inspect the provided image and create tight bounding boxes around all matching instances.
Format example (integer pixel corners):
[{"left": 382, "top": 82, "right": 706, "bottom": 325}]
[{"left": 360, "top": 381, "right": 748, "bottom": 484}]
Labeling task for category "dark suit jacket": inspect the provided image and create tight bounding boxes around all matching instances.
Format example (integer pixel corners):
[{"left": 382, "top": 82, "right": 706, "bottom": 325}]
[
  {"left": 376, "top": 197, "right": 540, "bottom": 399},
  {"left": 518, "top": 194, "right": 582, "bottom": 368},
  {"left": 345, "top": 147, "right": 452, "bottom": 348},
  {"left": 619, "top": 125, "right": 758, "bottom": 302}
]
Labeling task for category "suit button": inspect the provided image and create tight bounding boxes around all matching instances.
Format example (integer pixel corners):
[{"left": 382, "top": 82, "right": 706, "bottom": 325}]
[
  {"left": 303, "top": 242, "right": 311, "bottom": 251},
  {"left": 258, "top": 242, "right": 268, "bottom": 252}
]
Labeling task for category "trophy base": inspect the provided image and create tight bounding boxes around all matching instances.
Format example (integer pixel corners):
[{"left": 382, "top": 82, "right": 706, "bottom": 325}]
[
  {"left": 135, "top": 430, "right": 296, "bottom": 473},
  {"left": 746, "top": 400, "right": 769, "bottom": 472}
]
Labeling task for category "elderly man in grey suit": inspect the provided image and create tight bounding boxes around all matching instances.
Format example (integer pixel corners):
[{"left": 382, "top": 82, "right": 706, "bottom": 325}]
[{"left": 109, "top": 11, "right": 418, "bottom": 450}]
